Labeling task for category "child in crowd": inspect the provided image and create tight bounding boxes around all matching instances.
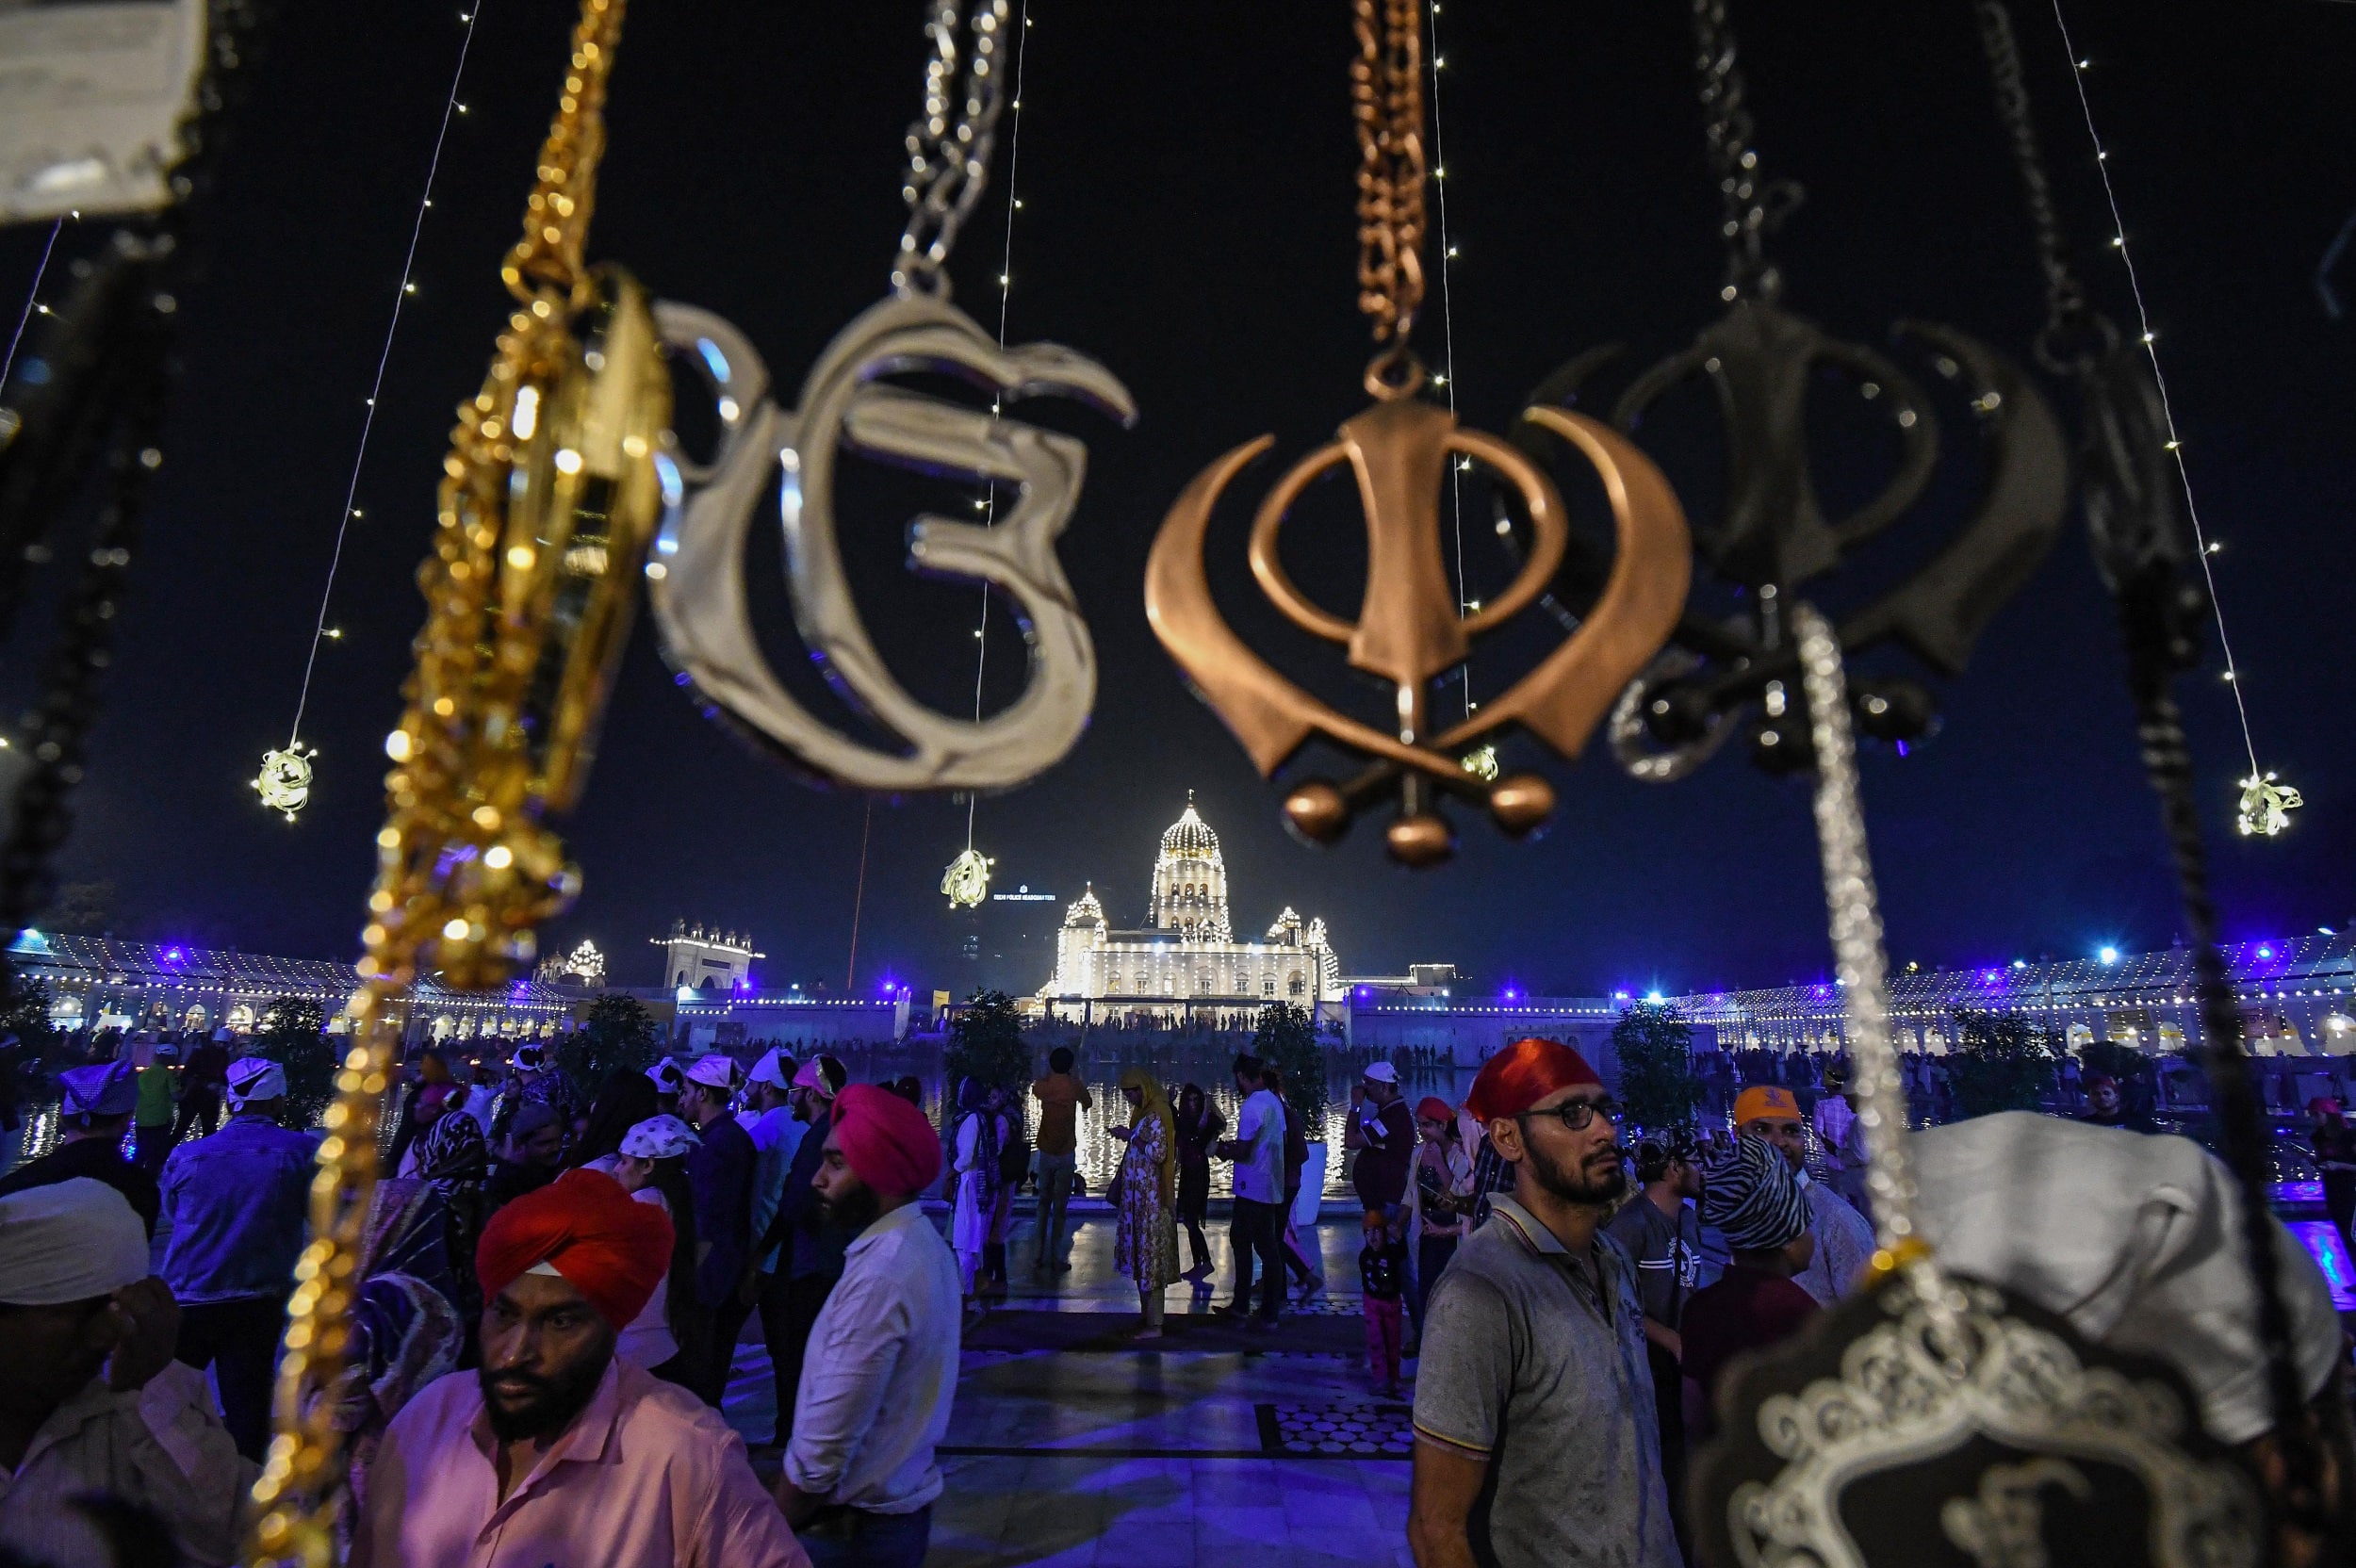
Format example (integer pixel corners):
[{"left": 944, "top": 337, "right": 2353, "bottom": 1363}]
[{"left": 1358, "top": 1204, "right": 1410, "bottom": 1396}]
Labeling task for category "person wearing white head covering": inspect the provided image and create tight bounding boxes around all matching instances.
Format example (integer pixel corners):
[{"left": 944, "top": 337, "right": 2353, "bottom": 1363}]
[
  {"left": 158, "top": 1055, "right": 319, "bottom": 1462},
  {"left": 1909, "top": 1112, "right": 2347, "bottom": 1448},
  {"left": 599, "top": 1113, "right": 706, "bottom": 1379},
  {"left": 0, "top": 1180, "right": 256, "bottom": 1565},
  {"left": 0, "top": 1059, "right": 160, "bottom": 1233}
]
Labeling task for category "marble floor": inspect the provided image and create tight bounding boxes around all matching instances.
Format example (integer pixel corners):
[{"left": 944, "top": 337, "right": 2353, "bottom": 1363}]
[{"left": 723, "top": 1206, "right": 1419, "bottom": 1567}]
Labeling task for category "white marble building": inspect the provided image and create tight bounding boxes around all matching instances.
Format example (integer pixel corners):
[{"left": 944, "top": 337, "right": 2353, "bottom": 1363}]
[{"left": 1042, "top": 797, "right": 1343, "bottom": 1009}]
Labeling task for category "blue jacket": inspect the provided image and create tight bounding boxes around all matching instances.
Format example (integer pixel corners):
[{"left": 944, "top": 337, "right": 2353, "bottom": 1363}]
[{"left": 159, "top": 1115, "right": 318, "bottom": 1304}]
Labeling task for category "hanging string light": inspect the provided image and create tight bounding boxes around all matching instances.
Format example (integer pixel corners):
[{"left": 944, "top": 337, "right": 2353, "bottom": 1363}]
[
  {"left": 941, "top": 0, "right": 1035, "bottom": 908},
  {"left": 2048, "top": 2, "right": 2299, "bottom": 839},
  {"left": 0, "top": 214, "right": 70, "bottom": 388},
  {"left": 1422, "top": 1, "right": 1497, "bottom": 789},
  {"left": 252, "top": 4, "right": 487, "bottom": 822}
]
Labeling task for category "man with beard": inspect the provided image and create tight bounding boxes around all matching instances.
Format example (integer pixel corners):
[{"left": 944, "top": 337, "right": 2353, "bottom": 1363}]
[
  {"left": 1733, "top": 1084, "right": 1874, "bottom": 1308},
  {"left": 353, "top": 1167, "right": 808, "bottom": 1567},
  {"left": 775, "top": 1084, "right": 960, "bottom": 1568},
  {"left": 1408, "top": 1038, "right": 1677, "bottom": 1568}
]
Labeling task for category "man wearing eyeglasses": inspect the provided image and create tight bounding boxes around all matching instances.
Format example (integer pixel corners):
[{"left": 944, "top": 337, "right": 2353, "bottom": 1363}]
[{"left": 1407, "top": 1038, "right": 1678, "bottom": 1568}]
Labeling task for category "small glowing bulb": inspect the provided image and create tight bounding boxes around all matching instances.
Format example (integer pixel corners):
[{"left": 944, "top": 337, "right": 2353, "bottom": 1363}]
[
  {"left": 442, "top": 918, "right": 470, "bottom": 940},
  {"left": 2204, "top": 541, "right": 2221, "bottom": 554},
  {"left": 384, "top": 729, "right": 413, "bottom": 761},
  {"left": 552, "top": 448, "right": 582, "bottom": 474},
  {"left": 324, "top": 628, "right": 342, "bottom": 639},
  {"left": 2222, "top": 670, "right": 2236, "bottom": 682},
  {"left": 402, "top": 282, "right": 417, "bottom": 294},
  {"left": 483, "top": 845, "right": 514, "bottom": 869},
  {"left": 2140, "top": 332, "right": 2155, "bottom": 343},
  {"left": 2163, "top": 439, "right": 2181, "bottom": 449},
  {"left": 2111, "top": 236, "right": 2125, "bottom": 248}
]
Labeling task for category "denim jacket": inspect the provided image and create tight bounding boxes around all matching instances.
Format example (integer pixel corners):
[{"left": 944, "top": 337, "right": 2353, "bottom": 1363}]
[{"left": 159, "top": 1115, "right": 318, "bottom": 1303}]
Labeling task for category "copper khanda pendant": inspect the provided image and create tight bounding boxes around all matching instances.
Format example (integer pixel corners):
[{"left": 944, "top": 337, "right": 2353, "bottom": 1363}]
[{"left": 1147, "top": 395, "right": 1690, "bottom": 866}]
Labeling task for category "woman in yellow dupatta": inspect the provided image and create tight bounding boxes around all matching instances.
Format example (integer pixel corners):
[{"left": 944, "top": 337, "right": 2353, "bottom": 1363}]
[{"left": 1113, "top": 1066, "right": 1183, "bottom": 1338}]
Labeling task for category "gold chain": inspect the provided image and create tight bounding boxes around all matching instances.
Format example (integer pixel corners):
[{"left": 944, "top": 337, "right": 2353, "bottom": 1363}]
[
  {"left": 1350, "top": 0, "right": 1427, "bottom": 351},
  {"left": 244, "top": 4, "right": 635, "bottom": 1560}
]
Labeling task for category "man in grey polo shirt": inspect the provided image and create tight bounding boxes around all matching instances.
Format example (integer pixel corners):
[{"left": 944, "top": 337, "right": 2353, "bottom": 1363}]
[{"left": 1409, "top": 1037, "right": 1678, "bottom": 1568}]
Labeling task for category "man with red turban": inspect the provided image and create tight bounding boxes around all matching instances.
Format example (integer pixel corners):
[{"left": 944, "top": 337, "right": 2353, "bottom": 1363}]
[
  {"left": 353, "top": 1168, "right": 810, "bottom": 1567},
  {"left": 774, "top": 1084, "right": 961, "bottom": 1568},
  {"left": 1408, "top": 1039, "right": 1678, "bottom": 1568}
]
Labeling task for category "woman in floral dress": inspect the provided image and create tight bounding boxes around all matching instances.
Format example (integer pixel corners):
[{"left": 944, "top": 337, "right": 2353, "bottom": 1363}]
[{"left": 1112, "top": 1066, "right": 1182, "bottom": 1339}]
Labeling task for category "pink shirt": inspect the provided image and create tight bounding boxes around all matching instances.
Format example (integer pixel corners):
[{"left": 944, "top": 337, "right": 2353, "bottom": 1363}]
[{"left": 352, "top": 1361, "right": 810, "bottom": 1568}]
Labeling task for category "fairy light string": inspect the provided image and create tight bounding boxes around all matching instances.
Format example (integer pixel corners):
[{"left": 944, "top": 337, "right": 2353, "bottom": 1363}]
[
  {"left": 279, "top": 5, "right": 487, "bottom": 755},
  {"left": 0, "top": 216, "right": 69, "bottom": 389},
  {"left": 2049, "top": 2, "right": 2297, "bottom": 836},
  {"left": 952, "top": 0, "right": 1032, "bottom": 886},
  {"left": 1424, "top": 0, "right": 1474, "bottom": 728}
]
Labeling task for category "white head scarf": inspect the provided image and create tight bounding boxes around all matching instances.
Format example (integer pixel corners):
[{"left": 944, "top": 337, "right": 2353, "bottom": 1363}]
[
  {"left": 0, "top": 1179, "right": 150, "bottom": 1304},
  {"left": 225, "top": 1056, "right": 287, "bottom": 1109},
  {"left": 619, "top": 1114, "right": 701, "bottom": 1160}
]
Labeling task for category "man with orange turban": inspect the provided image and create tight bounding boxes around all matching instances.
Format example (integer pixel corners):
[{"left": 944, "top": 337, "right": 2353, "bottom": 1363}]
[
  {"left": 1732, "top": 1083, "right": 1875, "bottom": 1306},
  {"left": 1408, "top": 1039, "right": 1678, "bottom": 1568},
  {"left": 775, "top": 1084, "right": 961, "bottom": 1568},
  {"left": 352, "top": 1168, "right": 810, "bottom": 1567}
]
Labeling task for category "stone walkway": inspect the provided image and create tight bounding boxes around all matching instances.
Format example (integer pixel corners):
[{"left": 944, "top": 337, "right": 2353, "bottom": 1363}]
[{"left": 724, "top": 1206, "right": 1418, "bottom": 1567}]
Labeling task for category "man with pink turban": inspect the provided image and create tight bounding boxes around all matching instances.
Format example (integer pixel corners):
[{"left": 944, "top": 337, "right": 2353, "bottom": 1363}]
[
  {"left": 353, "top": 1168, "right": 809, "bottom": 1567},
  {"left": 773, "top": 1084, "right": 960, "bottom": 1568},
  {"left": 1408, "top": 1039, "right": 1678, "bottom": 1568}
]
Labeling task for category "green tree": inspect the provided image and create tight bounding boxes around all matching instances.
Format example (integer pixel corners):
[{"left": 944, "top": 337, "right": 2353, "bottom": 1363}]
[
  {"left": 946, "top": 989, "right": 1029, "bottom": 1100},
  {"left": 554, "top": 992, "right": 661, "bottom": 1102},
  {"left": 1946, "top": 1008, "right": 2060, "bottom": 1119},
  {"left": 1252, "top": 1002, "right": 1327, "bottom": 1135},
  {"left": 1612, "top": 1002, "right": 1701, "bottom": 1136},
  {"left": 255, "top": 995, "right": 337, "bottom": 1128}
]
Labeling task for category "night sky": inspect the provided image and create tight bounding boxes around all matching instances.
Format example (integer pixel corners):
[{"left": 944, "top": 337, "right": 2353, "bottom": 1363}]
[{"left": 1, "top": 0, "right": 2348, "bottom": 1001}]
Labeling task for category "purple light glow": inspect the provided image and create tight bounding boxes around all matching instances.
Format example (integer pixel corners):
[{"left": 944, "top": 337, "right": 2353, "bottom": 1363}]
[{"left": 2258, "top": 944, "right": 2275, "bottom": 959}]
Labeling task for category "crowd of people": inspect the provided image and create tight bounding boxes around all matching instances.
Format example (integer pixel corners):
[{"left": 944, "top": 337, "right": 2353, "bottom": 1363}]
[{"left": 4, "top": 1028, "right": 2353, "bottom": 1567}]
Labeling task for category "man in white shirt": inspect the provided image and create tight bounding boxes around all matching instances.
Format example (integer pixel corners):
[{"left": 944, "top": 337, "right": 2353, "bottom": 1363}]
[
  {"left": 1214, "top": 1054, "right": 1286, "bottom": 1328},
  {"left": 737, "top": 1048, "right": 805, "bottom": 1438},
  {"left": 777, "top": 1085, "right": 960, "bottom": 1568}
]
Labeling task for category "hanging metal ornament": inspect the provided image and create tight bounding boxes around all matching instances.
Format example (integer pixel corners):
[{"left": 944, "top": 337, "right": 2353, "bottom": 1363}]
[
  {"left": 1972, "top": 0, "right": 2330, "bottom": 1543},
  {"left": 941, "top": 845, "right": 992, "bottom": 908},
  {"left": 1146, "top": 0, "right": 1691, "bottom": 868},
  {"left": 1495, "top": 0, "right": 2067, "bottom": 785},
  {"left": 2235, "top": 772, "right": 2300, "bottom": 837},
  {"left": 0, "top": 0, "right": 281, "bottom": 1012},
  {"left": 650, "top": 0, "right": 1134, "bottom": 793},
  {"left": 250, "top": 2, "right": 663, "bottom": 1558},
  {"left": 251, "top": 743, "right": 317, "bottom": 822},
  {"left": 1693, "top": 607, "right": 2265, "bottom": 1568}
]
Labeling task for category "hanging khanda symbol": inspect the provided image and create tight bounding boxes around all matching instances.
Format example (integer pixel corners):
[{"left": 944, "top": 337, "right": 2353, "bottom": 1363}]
[
  {"left": 1500, "top": 0, "right": 2068, "bottom": 785},
  {"left": 647, "top": 0, "right": 1134, "bottom": 793},
  {"left": 1147, "top": 0, "right": 1691, "bottom": 868},
  {"left": 251, "top": 744, "right": 317, "bottom": 822},
  {"left": 1149, "top": 397, "right": 1689, "bottom": 867}
]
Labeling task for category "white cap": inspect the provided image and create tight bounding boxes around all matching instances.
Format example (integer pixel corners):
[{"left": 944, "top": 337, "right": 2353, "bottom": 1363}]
[
  {"left": 684, "top": 1054, "right": 737, "bottom": 1091},
  {"left": 747, "top": 1048, "right": 794, "bottom": 1090},
  {"left": 0, "top": 1179, "right": 150, "bottom": 1305},
  {"left": 226, "top": 1057, "right": 288, "bottom": 1108},
  {"left": 646, "top": 1058, "right": 683, "bottom": 1093},
  {"left": 1364, "top": 1061, "right": 1399, "bottom": 1085},
  {"left": 620, "top": 1114, "right": 701, "bottom": 1160},
  {"left": 510, "top": 1043, "right": 548, "bottom": 1073}
]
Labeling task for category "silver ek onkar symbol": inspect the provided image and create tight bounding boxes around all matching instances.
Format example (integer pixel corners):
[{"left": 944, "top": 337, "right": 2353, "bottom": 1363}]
[{"left": 648, "top": 290, "right": 1135, "bottom": 792}]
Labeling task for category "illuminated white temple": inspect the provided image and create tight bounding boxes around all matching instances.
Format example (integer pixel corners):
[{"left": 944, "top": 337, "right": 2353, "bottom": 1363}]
[{"left": 1043, "top": 796, "right": 1342, "bottom": 1009}]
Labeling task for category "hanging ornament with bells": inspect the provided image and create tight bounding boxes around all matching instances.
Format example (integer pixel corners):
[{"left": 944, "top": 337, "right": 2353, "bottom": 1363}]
[
  {"left": 1489, "top": 0, "right": 2068, "bottom": 785},
  {"left": 1146, "top": 0, "right": 1692, "bottom": 868},
  {"left": 250, "top": 744, "right": 317, "bottom": 821},
  {"left": 649, "top": 0, "right": 1134, "bottom": 794},
  {"left": 250, "top": 3, "right": 666, "bottom": 1560},
  {"left": 941, "top": 846, "right": 992, "bottom": 909}
]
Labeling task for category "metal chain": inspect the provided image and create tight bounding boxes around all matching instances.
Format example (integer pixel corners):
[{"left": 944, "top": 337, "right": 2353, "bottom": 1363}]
[
  {"left": 503, "top": 0, "right": 626, "bottom": 314},
  {"left": 1350, "top": 0, "right": 1427, "bottom": 359},
  {"left": 1971, "top": 0, "right": 2091, "bottom": 367},
  {"left": 1688, "top": 0, "right": 1800, "bottom": 303},
  {"left": 893, "top": 0, "right": 1014, "bottom": 296},
  {"left": 0, "top": 0, "right": 282, "bottom": 1008}
]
